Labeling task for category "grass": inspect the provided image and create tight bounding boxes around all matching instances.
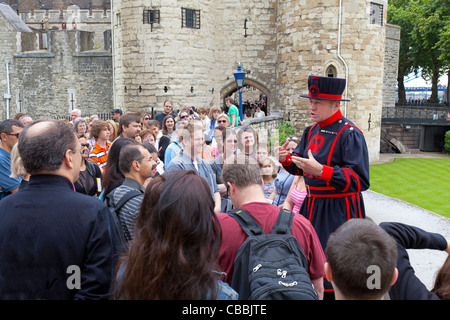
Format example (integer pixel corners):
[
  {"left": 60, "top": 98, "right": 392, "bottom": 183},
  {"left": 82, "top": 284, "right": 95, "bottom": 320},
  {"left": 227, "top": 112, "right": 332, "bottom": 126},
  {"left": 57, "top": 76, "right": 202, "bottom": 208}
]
[{"left": 369, "top": 158, "right": 450, "bottom": 219}]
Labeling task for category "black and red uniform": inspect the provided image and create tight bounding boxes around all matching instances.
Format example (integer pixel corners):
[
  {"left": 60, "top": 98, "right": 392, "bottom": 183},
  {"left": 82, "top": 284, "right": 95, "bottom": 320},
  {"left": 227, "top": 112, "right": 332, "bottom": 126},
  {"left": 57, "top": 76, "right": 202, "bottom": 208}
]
[
  {"left": 281, "top": 109, "right": 370, "bottom": 296},
  {"left": 282, "top": 109, "right": 370, "bottom": 249}
]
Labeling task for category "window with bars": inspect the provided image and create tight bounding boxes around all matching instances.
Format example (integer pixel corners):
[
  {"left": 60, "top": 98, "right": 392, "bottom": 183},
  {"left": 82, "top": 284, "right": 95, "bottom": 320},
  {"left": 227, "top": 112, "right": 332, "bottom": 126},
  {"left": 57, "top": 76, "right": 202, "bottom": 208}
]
[
  {"left": 370, "top": 2, "right": 383, "bottom": 26},
  {"left": 181, "top": 7, "right": 200, "bottom": 29},
  {"left": 143, "top": 9, "right": 160, "bottom": 25}
]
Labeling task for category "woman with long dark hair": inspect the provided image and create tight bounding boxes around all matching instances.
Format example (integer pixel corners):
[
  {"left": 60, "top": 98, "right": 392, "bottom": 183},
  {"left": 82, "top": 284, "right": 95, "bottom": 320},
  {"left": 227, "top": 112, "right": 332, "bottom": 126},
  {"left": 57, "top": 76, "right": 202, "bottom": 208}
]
[
  {"left": 112, "top": 170, "right": 237, "bottom": 300},
  {"left": 99, "top": 137, "right": 138, "bottom": 199}
]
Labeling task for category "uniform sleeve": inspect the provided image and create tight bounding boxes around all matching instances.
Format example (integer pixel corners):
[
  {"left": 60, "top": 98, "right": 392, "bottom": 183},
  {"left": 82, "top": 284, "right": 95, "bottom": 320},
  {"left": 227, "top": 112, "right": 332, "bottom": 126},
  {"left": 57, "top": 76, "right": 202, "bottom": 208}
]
[
  {"left": 322, "top": 130, "right": 370, "bottom": 193},
  {"left": 281, "top": 128, "right": 309, "bottom": 176}
]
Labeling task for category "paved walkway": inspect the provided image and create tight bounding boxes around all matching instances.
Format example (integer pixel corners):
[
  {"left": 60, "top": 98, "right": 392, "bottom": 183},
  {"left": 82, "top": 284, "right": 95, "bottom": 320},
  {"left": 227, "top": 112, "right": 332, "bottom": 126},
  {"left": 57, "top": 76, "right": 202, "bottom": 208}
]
[{"left": 365, "top": 151, "right": 450, "bottom": 290}]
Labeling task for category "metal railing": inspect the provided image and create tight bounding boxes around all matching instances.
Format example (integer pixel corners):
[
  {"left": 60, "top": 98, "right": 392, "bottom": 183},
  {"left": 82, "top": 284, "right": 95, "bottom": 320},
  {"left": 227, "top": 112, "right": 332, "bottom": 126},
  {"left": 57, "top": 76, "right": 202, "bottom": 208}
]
[{"left": 382, "top": 106, "right": 450, "bottom": 124}]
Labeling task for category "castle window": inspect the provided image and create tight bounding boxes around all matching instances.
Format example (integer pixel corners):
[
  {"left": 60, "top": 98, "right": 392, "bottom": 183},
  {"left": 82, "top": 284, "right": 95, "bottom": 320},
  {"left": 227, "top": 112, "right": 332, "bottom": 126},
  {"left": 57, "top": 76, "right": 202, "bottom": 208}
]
[
  {"left": 143, "top": 9, "right": 160, "bottom": 25},
  {"left": 327, "top": 66, "right": 336, "bottom": 78},
  {"left": 370, "top": 2, "right": 383, "bottom": 26},
  {"left": 181, "top": 8, "right": 200, "bottom": 29}
]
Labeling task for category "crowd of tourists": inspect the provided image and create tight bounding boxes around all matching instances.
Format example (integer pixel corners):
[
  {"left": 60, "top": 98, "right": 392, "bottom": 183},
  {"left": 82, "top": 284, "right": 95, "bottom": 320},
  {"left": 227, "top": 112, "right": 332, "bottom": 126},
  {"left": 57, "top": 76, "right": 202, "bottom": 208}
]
[{"left": 0, "top": 77, "right": 449, "bottom": 301}]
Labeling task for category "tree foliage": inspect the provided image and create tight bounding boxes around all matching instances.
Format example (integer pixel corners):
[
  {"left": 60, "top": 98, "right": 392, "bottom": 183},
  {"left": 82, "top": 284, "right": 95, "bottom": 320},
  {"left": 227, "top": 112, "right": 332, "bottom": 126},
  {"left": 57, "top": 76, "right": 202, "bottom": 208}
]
[{"left": 388, "top": 0, "right": 450, "bottom": 104}]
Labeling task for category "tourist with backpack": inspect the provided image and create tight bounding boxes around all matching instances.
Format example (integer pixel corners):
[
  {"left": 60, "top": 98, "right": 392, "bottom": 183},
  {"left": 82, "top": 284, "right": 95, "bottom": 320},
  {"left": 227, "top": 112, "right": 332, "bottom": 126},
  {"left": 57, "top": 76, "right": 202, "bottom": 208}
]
[
  {"left": 217, "top": 154, "right": 325, "bottom": 299},
  {"left": 106, "top": 144, "right": 157, "bottom": 243}
]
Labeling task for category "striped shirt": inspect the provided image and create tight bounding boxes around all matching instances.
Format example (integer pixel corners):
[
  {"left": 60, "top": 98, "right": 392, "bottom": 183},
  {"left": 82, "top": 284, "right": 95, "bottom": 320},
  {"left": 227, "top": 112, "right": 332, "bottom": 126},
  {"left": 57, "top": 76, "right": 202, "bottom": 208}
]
[
  {"left": 89, "top": 141, "right": 110, "bottom": 170},
  {"left": 291, "top": 184, "right": 307, "bottom": 214},
  {"left": 110, "top": 178, "right": 145, "bottom": 241}
]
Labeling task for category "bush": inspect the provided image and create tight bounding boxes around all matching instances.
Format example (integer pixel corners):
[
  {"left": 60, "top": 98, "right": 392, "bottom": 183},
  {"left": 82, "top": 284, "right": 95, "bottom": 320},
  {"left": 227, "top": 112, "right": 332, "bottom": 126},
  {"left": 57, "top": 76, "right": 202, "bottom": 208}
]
[
  {"left": 445, "top": 130, "right": 450, "bottom": 153},
  {"left": 277, "top": 121, "right": 296, "bottom": 144}
]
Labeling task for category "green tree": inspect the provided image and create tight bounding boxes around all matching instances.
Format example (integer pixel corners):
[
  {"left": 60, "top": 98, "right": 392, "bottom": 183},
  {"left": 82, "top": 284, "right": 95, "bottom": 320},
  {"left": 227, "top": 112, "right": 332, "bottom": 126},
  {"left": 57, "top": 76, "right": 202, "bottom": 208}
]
[
  {"left": 387, "top": 0, "right": 416, "bottom": 105},
  {"left": 409, "top": 0, "right": 450, "bottom": 103},
  {"left": 388, "top": 0, "right": 450, "bottom": 104}
]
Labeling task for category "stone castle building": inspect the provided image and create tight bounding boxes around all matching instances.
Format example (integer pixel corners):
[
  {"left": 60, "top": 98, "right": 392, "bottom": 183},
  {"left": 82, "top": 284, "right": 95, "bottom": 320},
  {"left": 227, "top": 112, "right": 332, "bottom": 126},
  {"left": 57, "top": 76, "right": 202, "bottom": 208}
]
[
  {"left": 0, "top": 0, "right": 400, "bottom": 162},
  {"left": 0, "top": 2, "right": 113, "bottom": 119},
  {"left": 112, "top": 0, "right": 394, "bottom": 162}
]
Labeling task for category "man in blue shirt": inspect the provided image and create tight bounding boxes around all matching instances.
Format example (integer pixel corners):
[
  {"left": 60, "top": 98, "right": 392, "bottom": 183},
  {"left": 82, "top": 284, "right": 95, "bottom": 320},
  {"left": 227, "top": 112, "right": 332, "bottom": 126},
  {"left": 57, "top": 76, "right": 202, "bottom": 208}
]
[
  {"left": 166, "top": 121, "right": 221, "bottom": 213},
  {"left": 0, "top": 119, "right": 24, "bottom": 200},
  {"left": 164, "top": 120, "right": 188, "bottom": 168}
]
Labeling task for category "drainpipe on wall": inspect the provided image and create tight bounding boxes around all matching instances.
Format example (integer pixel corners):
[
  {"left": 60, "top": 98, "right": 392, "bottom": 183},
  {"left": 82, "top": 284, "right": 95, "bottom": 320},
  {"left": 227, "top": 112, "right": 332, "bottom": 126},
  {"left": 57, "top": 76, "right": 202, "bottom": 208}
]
[
  {"left": 337, "top": 0, "right": 349, "bottom": 117},
  {"left": 110, "top": 0, "right": 116, "bottom": 110},
  {"left": 4, "top": 60, "right": 12, "bottom": 119}
]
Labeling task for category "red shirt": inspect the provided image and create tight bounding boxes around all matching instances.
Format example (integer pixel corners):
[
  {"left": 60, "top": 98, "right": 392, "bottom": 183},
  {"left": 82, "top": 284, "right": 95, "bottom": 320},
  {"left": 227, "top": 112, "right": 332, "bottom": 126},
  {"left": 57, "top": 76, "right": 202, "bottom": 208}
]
[{"left": 217, "top": 202, "right": 326, "bottom": 285}]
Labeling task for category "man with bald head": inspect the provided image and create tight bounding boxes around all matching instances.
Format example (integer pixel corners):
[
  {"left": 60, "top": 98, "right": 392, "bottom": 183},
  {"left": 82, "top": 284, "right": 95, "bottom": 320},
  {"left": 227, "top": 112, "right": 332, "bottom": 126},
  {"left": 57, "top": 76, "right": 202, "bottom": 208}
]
[{"left": 0, "top": 120, "right": 115, "bottom": 300}]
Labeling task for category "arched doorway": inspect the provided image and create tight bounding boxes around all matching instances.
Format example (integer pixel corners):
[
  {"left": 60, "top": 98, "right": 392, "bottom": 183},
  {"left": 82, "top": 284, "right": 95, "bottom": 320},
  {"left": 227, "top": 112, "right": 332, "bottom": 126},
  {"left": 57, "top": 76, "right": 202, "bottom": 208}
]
[{"left": 220, "top": 78, "right": 271, "bottom": 118}]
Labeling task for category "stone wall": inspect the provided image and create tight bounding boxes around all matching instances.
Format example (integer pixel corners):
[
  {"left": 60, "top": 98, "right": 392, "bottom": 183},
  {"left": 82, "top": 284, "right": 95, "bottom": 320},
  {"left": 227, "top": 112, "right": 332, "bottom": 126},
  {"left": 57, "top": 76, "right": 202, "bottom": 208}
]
[
  {"left": 276, "top": 0, "right": 390, "bottom": 163},
  {"left": 112, "top": 0, "right": 278, "bottom": 114},
  {"left": 0, "top": 8, "right": 23, "bottom": 119},
  {"left": 2, "top": 29, "right": 113, "bottom": 119},
  {"left": 20, "top": 8, "right": 112, "bottom": 49},
  {"left": 112, "top": 0, "right": 394, "bottom": 163},
  {"left": 383, "top": 24, "right": 401, "bottom": 108}
]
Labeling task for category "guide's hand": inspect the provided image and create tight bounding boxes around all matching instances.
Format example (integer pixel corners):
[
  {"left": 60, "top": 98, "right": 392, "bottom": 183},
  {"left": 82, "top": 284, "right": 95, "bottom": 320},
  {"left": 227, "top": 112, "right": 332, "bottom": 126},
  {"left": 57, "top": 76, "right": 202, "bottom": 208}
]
[
  {"left": 274, "top": 141, "right": 289, "bottom": 163},
  {"left": 292, "top": 150, "right": 323, "bottom": 176}
]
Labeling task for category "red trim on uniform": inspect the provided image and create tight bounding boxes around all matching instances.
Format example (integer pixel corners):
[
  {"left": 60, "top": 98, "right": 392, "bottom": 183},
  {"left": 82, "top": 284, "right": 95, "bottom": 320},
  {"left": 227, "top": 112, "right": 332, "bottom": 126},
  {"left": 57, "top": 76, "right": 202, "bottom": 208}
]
[
  {"left": 281, "top": 153, "right": 293, "bottom": 166},
  {"left": 318, "top": 109, "right": 343, "bottom": 128},
  {"left": 348, "top": 168, "right": 361, "bottom": 193},
  {"left": 352, "top": 194, "right": 357, "bottom": 217},
  {"left": 356, "top": 193, "right": 362, "bottom": 218},
  {"left": 327, "top": 124, "right": 350, "bottom": 165},
  {"left": 308, "top": 123, "right": 318, "bottom": 140},
  {"left": 308, "top": 197, "right": 315, "bottom": 221},
  {"left": 307, "top": 185, "right": 336, "bottom": 191},
  {"left": 319, "top": 165, "right": 333, "bottom": 182},
  {"left": 307, "top": 192, "right": 358, "bottom": 198},
  {"left": 342, "top": 168, "right": 351, "bottom": 193},
  {"left": 308, "top": 92, "right": 343, "bottom": 100},
  {"left": 345, "top": 197, "right": 351, "bottom": 220}
]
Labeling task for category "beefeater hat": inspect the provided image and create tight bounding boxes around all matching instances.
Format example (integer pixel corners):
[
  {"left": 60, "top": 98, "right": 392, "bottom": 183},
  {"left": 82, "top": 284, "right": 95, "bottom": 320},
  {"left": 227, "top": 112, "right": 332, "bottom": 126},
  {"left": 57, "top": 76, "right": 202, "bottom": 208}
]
[{"left": 299, "top": 75, "right": 350, "bottom": 101}]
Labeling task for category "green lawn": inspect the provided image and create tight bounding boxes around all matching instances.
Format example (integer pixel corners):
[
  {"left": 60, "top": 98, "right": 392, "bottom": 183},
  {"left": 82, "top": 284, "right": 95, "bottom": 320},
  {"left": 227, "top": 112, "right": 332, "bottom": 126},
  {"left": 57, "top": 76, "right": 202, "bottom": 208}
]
[{"left": 369, "top": 158, "right": 450, "bottom": 219}]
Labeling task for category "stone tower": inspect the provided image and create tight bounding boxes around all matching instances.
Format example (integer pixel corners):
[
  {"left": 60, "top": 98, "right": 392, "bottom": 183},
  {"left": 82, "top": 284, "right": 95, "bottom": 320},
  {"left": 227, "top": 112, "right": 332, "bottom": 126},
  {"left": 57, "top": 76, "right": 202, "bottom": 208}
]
[{"left": 112, "top": 0, "right": 390, "bottom": 162}]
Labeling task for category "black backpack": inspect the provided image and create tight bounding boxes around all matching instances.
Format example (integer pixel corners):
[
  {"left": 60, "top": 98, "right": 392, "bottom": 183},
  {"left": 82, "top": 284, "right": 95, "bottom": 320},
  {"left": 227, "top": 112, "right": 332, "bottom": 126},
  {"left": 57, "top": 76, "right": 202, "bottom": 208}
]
[
  {"left": 227, "top": 208, "right": 318, "bottom": 300},
  {"left": 105, "top": 189, "right": 142, "bottom": 255}
]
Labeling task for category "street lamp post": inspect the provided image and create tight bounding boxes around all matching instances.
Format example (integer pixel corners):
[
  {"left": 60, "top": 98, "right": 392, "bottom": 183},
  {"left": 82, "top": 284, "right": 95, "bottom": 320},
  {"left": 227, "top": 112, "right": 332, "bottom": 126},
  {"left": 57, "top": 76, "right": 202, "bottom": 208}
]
[{"left": 234, "top": 64, "right": 246, "bottom": 121}]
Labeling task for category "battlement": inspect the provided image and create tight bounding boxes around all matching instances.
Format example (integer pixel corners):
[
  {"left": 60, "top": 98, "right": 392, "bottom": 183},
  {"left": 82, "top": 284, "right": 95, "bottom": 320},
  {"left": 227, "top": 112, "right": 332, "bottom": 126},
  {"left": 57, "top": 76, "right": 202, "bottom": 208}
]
[{"left": 20, "top": 9, "right": 111, "bottom": 24}]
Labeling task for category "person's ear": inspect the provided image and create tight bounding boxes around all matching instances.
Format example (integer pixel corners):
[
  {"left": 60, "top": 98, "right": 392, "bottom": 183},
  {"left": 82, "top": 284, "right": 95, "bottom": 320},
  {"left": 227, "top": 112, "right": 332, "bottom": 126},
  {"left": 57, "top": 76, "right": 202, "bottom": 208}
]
[
  {"left": 324, "top": 262, "right": 333, "bottom": 282},
  {"left": 227, "top": 182, "right": 236, "bottom": 196},
  {"left": 132, "top": 160, "right": 141, "bottom": 172},
  {"left": 391, "top": 267, "right": 399, "bottom": 287},
  {"left": 64, "top": 148, "right": 76, "bottom": 169}
]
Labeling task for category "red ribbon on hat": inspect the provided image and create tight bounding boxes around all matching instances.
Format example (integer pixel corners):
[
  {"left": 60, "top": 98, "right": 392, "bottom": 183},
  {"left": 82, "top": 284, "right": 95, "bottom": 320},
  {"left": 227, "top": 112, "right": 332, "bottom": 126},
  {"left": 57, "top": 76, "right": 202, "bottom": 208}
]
[{"left": 307, "top": 92, "right": 343, "bottom": 100}]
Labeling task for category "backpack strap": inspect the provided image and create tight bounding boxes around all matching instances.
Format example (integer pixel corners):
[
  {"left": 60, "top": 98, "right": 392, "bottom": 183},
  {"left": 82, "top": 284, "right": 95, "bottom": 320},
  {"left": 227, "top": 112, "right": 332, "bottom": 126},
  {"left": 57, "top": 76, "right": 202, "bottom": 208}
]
[
  {"left": 271, "top": 208, "right": 295, "bottom": 235},
  {"left": 106, "top": 189, "right": 142, "bottom": 210},
  {"left": 114, "top": 189, "right": 143, "bottom": 210},
  {"left": 227, "top": 208, "right": 264, "bottom": 237}
]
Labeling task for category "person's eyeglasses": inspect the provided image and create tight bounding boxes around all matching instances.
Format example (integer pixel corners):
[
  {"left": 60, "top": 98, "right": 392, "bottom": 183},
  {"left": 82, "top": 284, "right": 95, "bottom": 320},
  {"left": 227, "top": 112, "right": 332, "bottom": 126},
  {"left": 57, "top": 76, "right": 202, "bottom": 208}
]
[
  {"left": 217, "top": 120, "right": 227, "bottom": 124},
  {"left": 7, "top": 133, "right": 20, "bottom": 138},
  {"left": 144, "top": 117, "right": 150, "bottom": 120},
  {"left": 80, "top": 143, "right": 89, "bottom": 148},
  {"left": 180, "top": 115, "right": 188, "bottom": 119}
]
